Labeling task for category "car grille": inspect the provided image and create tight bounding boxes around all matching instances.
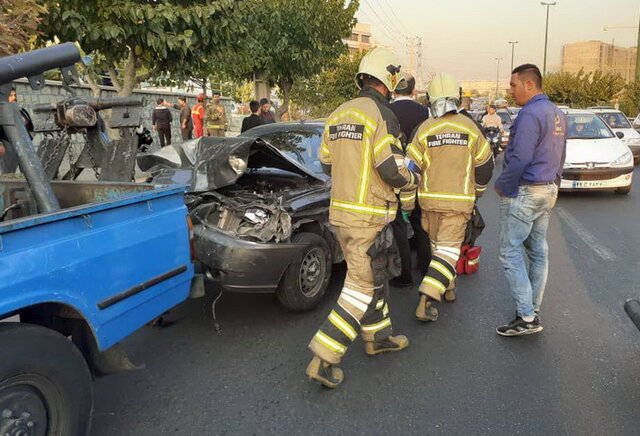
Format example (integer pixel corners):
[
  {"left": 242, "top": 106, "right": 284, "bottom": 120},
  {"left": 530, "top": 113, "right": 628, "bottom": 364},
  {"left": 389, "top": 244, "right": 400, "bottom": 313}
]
[{"left": 562, "top": 169, "right": 628, "bottom": 181}]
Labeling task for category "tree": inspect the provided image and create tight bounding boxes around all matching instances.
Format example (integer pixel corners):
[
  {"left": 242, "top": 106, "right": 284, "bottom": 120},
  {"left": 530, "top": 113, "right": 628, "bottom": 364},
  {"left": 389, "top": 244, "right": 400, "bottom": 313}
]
[
  {"left": 291, "top": 51, "right": 363, "bottom": 117},
  {"left": 0, "top": 0, "right": 45, "bottom": 57},
  {"left": 37, "top": 0, "right": 250, "bottom": 96},
  {"left": 543, "top": 69, "right": 625, "bottom": 108},
  {"left": 620, "top": 80, "right": 640, "bottom": 116},
  {"left": 228, "top": 0, "right": 358, "bottom": 120}
]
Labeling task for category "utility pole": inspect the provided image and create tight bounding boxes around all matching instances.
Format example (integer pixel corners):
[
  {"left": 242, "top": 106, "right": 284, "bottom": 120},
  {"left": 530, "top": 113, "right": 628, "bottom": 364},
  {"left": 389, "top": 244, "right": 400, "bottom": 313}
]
[
  {"left": 541, "top": 2, "right": 557, "bottom": 76},
  {"left": 495, "top": 57, "right": 503, "bottom": 100},
  {"left": 508, "top": 41, "right": 519, "bottom": 72}
]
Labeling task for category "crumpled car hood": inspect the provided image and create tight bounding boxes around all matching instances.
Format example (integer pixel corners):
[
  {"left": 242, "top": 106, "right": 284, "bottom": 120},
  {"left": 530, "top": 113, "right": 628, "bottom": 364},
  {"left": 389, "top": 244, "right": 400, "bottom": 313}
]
[{"left": 137, "top": 136, "right": 323, "bottom": 191}]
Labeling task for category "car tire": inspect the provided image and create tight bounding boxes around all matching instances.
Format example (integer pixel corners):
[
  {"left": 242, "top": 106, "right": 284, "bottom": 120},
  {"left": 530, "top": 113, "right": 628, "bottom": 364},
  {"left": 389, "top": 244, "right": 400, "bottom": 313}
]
[
  {"left": 277, "top": 232, "right": 332, "bottom": 311},
  {"left": 0, "top": 322, "right": 93, "bottom": 436},
  {"left": 616, "top": 185, "right": 632, "bottom": 195}
]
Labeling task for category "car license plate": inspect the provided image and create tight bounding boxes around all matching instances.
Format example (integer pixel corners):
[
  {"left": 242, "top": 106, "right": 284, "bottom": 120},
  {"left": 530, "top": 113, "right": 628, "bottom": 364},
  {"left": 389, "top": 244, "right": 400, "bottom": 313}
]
[{"left": 572, "top": 181, "right": 605, "bottom": 188}]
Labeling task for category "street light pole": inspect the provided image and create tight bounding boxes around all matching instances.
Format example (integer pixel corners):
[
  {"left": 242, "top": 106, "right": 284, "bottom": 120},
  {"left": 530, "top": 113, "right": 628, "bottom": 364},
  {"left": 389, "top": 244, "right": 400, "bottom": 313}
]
[
  {"left": 508, "top": 41, "right": 519, "bottom": 72},
  {"left": 541, "top": 1, "right": 557, "bottom": 76},
  {"left": 636, "top": 8, "right": 640, "bottom": 81},
  {"left": 495, "top": 57, "right": 503, "bottom": 100}
]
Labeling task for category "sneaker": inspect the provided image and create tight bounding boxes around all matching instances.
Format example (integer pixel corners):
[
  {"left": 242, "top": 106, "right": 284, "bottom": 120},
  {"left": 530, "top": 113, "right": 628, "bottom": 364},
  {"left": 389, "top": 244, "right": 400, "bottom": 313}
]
[
  {"left": 496, "top": 316, "right": 543, "bottom": 337},
  {"left": 415, "top": 295, "right": 439, "bottom": 322},
  {"left": 305, "top": 356, "right": 344, "bottom": 388},
  {"left": 364, "top": 335, "right": 409, "bottom": 356}
]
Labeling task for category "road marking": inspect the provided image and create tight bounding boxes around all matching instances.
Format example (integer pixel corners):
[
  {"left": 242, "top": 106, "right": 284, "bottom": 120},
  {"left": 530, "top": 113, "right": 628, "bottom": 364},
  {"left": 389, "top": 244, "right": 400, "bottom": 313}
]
[{"left": 555, "top": 207, "right": 616, "bottom": 261}]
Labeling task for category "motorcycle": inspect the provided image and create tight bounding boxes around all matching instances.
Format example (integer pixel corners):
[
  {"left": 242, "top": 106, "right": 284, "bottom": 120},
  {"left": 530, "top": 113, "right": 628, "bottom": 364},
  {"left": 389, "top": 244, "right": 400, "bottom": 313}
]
[{"left": 484, "top": 126, "right": 503, "bottom": 156}]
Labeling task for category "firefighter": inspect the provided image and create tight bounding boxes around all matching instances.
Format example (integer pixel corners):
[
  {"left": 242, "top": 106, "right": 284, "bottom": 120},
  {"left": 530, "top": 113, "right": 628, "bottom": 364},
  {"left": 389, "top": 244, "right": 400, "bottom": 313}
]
[
  {"left": 205, "top": 91, "right": 227, "bottom": 137},
  {"left": 192, "top": 93, "right": 206, "bottom": 138},
  {"left": 403, "top": 73, "right": 493, "bottom": 322},
  {"left": 305, "top": 47, "right": 419, "bottom": 388}
]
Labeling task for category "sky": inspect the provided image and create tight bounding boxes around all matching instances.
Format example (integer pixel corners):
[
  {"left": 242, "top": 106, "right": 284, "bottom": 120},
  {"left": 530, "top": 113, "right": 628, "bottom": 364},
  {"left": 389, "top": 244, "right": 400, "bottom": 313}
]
[{"left": 355, "top": 0, "right": 640, "bottom": 81}]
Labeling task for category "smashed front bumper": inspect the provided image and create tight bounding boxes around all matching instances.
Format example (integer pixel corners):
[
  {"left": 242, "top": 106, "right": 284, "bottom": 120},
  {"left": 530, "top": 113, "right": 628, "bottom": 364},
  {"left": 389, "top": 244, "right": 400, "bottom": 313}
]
[{"left": 193, "top": 224, "right": 308, "bottom": 292}]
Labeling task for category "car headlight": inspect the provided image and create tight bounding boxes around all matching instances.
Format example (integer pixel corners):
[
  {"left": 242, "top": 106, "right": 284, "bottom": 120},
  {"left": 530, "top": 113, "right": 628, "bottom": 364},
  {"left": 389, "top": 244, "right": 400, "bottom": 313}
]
[
  {"left": 244, "top": 208, "right": 270, "bottom": 226},
  {"left": 229, "top": 155, "right": 248, "bottom": 174},
  {"left": 611, "top": 151, "right": 633, "bottom": 166}
]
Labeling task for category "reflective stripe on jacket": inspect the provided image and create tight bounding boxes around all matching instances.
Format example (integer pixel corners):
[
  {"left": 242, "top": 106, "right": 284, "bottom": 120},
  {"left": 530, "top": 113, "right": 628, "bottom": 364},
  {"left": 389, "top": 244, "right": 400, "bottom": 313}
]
[
  {"left": 320, "top": 87, "right": 418, "bottom": 228},
  {"left": 403, "top": 112, "right": 493, "bottom": 214}
]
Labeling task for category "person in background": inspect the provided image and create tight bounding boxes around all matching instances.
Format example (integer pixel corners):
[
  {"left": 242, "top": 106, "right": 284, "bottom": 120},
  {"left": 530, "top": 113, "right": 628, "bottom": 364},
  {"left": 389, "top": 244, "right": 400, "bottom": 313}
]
[
  {"left": 205, "top": 91, "right": 227, "bottom": 137},
  {"left": 482, "top": 104, "right": 504, "bottom": 132},
  {"left": 494, "top": 63, "right": 567, "bottom": 337},
  {"left": 8, "top": 88, "right": 17, "bottom": 103},
  {"left": 164, "top": 97, "right": 193, "bottom": 141},
  {"left": 241, "top": 100, "right": 264, "bottom": 133},
  {"left": 151, "top": 98, "right": 173, "bottom": 147},
  {"left": 192, "top": 93, "right": 206, "bottom": 138},
  {"left": 389, "top": 73, "right": 431, "bottom": 286},
  {"left": 259, "top": 98, "right": 275, "bottom": 124}
]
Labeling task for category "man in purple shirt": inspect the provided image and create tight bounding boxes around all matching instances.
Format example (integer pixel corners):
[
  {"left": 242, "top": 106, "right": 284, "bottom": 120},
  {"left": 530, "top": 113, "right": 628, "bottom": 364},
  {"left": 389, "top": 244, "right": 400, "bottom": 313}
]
[{"left": 494, "top": 64, "right": 567, "bottom": 337}]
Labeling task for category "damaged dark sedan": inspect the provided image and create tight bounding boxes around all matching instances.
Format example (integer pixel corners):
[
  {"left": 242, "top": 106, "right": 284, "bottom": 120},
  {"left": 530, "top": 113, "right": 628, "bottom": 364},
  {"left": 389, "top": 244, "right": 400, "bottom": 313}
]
[{"left": 139, "top": 121, "right": 341, "bottom": 310}]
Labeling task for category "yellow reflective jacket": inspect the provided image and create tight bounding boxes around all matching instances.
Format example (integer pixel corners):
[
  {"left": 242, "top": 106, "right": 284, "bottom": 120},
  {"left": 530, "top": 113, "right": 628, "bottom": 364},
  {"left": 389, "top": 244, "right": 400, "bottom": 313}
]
[
  {"left": 403, "top": 112, "right": 493, "bottom": 213},
  {"left": 320, "top": 87, "right": 418, "bottom": 228}
]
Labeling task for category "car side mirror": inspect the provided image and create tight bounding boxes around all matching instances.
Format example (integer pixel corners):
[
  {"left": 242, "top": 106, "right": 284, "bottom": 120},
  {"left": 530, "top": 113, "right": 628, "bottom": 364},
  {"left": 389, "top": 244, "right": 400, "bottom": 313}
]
[{"left": 616, "top": 131, "right": 625, "bottom": 139}]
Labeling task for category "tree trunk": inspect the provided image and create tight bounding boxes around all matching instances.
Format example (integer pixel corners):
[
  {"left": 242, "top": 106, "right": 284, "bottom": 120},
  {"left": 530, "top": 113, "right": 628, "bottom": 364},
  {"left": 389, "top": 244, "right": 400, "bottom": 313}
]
[
  {"left": 275, "top": 80, "right": 292, "bottom": 122},
  {"left": 118, "top": 50, "right": 138, "bottom": 97},
  {"left": 202, "top": 77, "right": 207, "bottom": 97},
  {"left": 83, "top": 73, "right": 101, "bottom": 98}
]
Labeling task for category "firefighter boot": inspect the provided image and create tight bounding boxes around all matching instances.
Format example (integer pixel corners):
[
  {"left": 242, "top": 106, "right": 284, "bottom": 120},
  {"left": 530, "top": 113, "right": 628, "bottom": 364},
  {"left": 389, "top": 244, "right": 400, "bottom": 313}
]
[
  {"left": 415, "top": 295, "right": 439, "bottom": 322},
  {"left": 305, "top": 356, "right": 344, "bottom": 388},
  {"left": 364, "top": 335, "right": 409, "bottom": 356},
  {"left": 444, "top": 280, "right": 456, "bottom": 302}
]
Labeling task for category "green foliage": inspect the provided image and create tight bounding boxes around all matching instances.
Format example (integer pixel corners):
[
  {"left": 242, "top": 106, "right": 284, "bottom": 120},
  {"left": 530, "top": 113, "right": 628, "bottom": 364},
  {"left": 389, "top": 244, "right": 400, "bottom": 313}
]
[
  {"left": 544, "top": 69, "right": 625, "bottom": 108},
  {"left": 291, "top": 52, "right": 363, "bottom": 117},
  {"left": 37, "top": 0, "right": 250, "bottom": 95},
  {"left": 0, "top": 0, "right": 45, "bottom": 57},
  {"left": 619, "top": 80, "right": 640, "bottom": 117},
  {"left": 227, "top": 0, "right": 359, "bottom": 117}
]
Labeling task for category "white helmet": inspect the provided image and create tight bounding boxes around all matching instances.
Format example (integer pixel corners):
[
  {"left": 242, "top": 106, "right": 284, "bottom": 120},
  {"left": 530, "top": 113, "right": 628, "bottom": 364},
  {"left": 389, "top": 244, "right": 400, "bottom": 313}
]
[
  {"left": 355, "top": 47, "right": 403, "bottom": 92},
  {"left": 428, "top": 73, "right": 460, "bottom": 118}
]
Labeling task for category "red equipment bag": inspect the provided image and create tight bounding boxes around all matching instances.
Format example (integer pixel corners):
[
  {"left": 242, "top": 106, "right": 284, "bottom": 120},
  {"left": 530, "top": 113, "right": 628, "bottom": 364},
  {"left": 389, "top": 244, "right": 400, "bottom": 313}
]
[{"left": 456, "top": 245, "right": 482, "bottom": 275}]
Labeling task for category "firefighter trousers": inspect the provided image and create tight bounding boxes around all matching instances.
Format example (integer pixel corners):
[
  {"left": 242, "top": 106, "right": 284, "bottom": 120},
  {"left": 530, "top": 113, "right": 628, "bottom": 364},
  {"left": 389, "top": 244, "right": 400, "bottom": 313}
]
[
  {"left": 309, "top": 226, "right": 393, "bottom": 365},
  {"left": 418, "top": 211, "right": 471, "bottom": 301}
]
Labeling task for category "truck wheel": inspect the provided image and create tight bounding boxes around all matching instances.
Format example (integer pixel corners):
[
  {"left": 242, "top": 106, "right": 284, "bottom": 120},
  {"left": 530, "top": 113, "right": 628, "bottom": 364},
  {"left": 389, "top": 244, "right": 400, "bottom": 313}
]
[
  {"left": 277, "top": 232, "right": 332, "bottom": 311},
  {"left": 0, "top": 323, "right": 93, "bottom": 436},
  {"left": 616, "top": 185, "right": 632, "bottom": 195}
]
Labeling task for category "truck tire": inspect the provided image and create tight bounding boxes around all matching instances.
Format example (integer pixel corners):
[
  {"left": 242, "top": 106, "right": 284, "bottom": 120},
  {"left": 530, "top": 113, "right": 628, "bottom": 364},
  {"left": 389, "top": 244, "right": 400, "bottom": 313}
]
[
  {"left": 277, "top": 232, "right": 332, "bottom": 311},
  {"left": 0, "top": 323, "right": 93, "bottom": 436}
]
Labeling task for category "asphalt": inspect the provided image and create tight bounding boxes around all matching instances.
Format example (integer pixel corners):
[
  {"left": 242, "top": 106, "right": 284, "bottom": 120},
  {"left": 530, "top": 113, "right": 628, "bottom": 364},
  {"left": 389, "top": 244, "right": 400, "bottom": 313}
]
[{"left": 91, "top": 162, "right": 640, "bottom": 436}]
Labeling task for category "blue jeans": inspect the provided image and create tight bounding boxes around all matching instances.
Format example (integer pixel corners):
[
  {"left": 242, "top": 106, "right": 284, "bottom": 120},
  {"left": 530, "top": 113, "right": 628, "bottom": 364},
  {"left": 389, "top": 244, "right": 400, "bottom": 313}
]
[{"left": 499, "top": 184, "right": 558, "bottom": 318}]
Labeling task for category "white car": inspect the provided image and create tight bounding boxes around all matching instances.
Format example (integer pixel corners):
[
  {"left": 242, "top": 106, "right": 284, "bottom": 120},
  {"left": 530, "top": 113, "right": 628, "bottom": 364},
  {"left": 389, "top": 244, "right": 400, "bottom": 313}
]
[
  {"left": 590, "top": 107, "right": 640, "bottom": 165},
  {"left": 560, "top": 110, "right": 633, "bottom": 195}
]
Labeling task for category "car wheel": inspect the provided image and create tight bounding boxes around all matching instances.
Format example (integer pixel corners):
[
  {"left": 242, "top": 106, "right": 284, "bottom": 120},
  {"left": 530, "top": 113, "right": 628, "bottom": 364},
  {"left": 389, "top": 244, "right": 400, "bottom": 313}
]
[
  {"left": 0, "top": 323, "right": 93, "bottom": 436},
  {"left": 277, "top": 232, "right": 332, "bottom": 311},
  {"left": 616, "top": 185, "right": 632, "bottom": 195}
]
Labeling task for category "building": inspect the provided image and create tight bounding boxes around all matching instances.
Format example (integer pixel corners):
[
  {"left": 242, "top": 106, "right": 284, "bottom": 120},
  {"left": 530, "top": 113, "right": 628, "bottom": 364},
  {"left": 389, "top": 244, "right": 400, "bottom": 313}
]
[
  {"left": 562, "top": 40, "right": 637, "bottom": 81},
  {"left": 344, "top": 23, "right": 373, "bottom": 56}
]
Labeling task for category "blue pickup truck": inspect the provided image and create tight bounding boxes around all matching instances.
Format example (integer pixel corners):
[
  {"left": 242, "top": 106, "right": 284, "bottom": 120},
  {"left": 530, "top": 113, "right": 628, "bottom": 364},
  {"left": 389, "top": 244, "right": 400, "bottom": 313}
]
[
  {"left": 0, "top": 180, "right": 196, "bottom": 435},
  {"left": 0, "top": 44, "right": 196, "bottom": 435}
]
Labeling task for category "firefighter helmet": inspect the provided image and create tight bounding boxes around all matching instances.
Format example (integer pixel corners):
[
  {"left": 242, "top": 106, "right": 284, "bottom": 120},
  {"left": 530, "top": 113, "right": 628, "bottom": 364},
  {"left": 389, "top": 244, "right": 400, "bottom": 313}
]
[
  {"left": 428, "top": 73, "right": 460, "bottom": 118},
  {"left": 197, "top": 93, "right": 206, "bottom": 102},
  {"left": 355, "top": 47, "right": 403, "bottom": 92}
]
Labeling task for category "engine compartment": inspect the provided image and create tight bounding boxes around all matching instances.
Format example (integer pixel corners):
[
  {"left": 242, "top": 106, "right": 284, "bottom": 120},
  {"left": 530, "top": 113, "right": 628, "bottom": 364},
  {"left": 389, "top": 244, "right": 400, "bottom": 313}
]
[{"left": 186, "top": 171, "right": 320, "bottom": 243}]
